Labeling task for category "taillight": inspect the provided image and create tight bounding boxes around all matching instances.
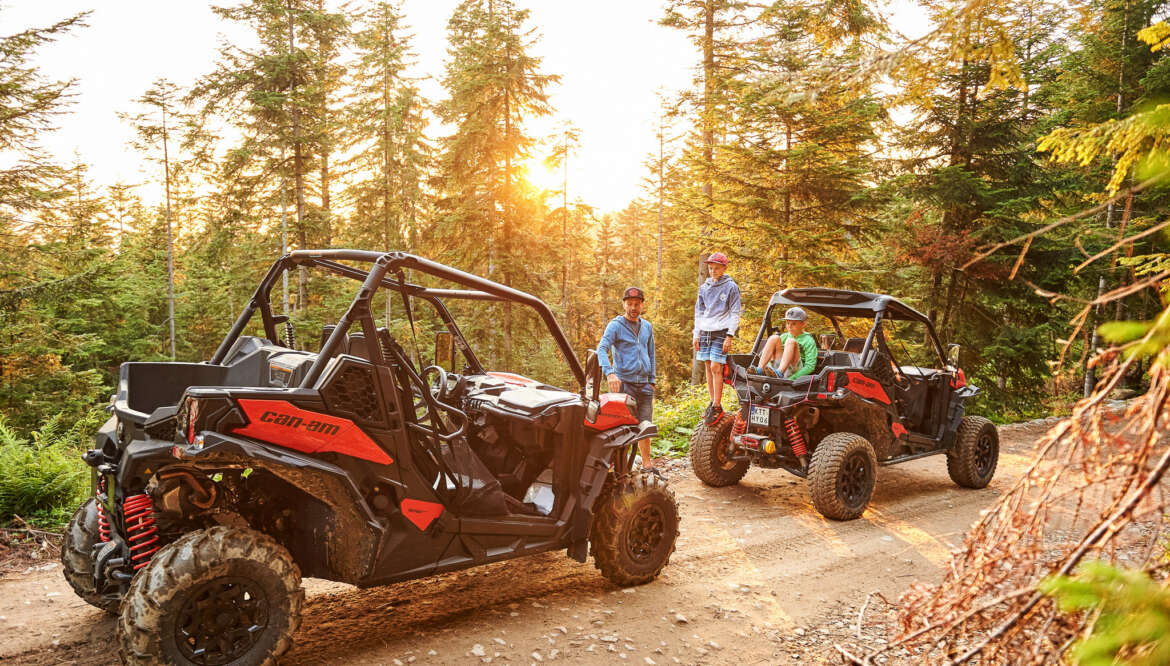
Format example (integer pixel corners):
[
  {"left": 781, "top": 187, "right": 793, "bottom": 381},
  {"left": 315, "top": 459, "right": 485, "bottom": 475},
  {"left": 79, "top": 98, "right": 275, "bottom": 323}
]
[{"left": 184, "top": 397, "right": 201, "bottom": 444}]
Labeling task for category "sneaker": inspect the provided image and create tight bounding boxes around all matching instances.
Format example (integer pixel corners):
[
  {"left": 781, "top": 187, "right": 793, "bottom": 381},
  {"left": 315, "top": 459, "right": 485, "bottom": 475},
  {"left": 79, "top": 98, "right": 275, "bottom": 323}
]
[
  {"left": 748, "top": 364, "right": 764, "bottom": 375},
  {"left": 704, "top": 404, "right": 724, "bottom": 425},
  {"left": 643, "top": 466, "right": 668, "bottom": 480},
  {"left": 700, "top": 403, "right": 715, "bottom": 423}
]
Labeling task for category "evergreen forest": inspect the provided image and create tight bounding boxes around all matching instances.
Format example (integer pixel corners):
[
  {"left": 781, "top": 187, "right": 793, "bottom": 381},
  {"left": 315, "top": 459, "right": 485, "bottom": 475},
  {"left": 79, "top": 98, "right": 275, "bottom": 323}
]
[{"left": 2, "top": 0, "right": 1168, "bottom": 517}]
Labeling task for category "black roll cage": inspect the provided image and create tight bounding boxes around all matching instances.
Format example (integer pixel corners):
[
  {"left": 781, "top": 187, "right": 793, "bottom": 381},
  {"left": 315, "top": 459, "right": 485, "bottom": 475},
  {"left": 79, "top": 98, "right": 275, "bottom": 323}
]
[
  {"left": 753, "top": 288, "right": 949, "bottom": 369},
  {"left": 208, "top": 250, "right": 586, "bottom": 390}
]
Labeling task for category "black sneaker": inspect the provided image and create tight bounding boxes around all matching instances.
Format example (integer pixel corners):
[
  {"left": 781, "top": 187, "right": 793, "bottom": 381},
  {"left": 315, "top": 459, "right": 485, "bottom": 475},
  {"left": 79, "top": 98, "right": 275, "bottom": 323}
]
[
  {"left": 704, "top": 404, "right": 724, "bottom": 425},
  {"left": 700, "top": 403, "right": 714, "bottom": 424},
  {"left": 643, "top": 467, "right": 668, "bottom": 480}
]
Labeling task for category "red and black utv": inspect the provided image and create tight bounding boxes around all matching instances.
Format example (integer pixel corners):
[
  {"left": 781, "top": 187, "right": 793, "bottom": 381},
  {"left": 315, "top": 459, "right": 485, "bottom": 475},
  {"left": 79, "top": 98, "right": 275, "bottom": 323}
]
[
  {"left": 690, "top": 288, "right": 998, "bottom": 520},
  {"left": 63, "top": 250, "right": 678, "bottom": 665}
]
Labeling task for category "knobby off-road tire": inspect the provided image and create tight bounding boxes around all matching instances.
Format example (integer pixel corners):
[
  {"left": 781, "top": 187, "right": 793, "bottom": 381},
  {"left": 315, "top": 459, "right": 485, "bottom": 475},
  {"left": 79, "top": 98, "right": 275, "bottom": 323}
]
[
  {"left": 591, "top": 473, "right": 680, "bottom": 586},
  {"left": 62, "top": 497, "right": 120, "bottom": 614},
  {"left": 118, "top": 526, "right": 304, "bottom": 666},
  {"left": 690, "top": 415, "right": 749, "bottom": 487},
  {"left": 808, "top": 432, "right": 877, "bottom": 521},
  {"left": 947, "top": 416, "right": 999, "bottom": 489}
]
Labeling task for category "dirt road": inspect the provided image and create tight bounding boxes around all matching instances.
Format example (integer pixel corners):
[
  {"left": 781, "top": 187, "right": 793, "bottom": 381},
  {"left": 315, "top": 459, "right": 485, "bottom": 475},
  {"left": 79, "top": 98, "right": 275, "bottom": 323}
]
[{"left": 0, "top": 419, "right": 1059, "bottom": 665}]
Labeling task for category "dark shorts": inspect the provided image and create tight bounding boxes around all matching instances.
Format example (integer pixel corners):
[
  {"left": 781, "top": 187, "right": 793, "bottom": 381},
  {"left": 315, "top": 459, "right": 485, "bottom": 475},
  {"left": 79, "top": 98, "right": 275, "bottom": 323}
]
[
  {"left": 696, "top": 329, "right": 728, "bottom": 364},
  {"left": 620, "top": 381, "right": 654, "bottom": 423}
]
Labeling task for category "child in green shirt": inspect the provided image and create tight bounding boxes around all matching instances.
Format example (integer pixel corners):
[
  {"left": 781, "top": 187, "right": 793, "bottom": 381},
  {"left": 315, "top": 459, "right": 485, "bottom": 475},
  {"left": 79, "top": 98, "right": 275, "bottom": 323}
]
[{"left": 750, "top": 307, "right": 817, "bottom": 379}]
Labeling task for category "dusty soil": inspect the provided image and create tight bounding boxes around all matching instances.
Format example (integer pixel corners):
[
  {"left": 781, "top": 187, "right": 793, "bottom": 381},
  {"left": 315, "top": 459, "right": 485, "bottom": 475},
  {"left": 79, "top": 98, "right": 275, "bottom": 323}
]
[{"left": 0, "top": 418, "right": 1064, "bottom": 665}]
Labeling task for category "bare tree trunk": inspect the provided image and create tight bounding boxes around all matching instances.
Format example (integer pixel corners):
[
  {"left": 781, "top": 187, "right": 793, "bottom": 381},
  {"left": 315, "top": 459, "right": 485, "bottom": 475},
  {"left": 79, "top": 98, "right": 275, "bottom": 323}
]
[
  {"left": 288, "top": 4, "right": 308, "bottom": 311},
  {"left": 162, "top": 106, "right": 176, "bottom": 360}
]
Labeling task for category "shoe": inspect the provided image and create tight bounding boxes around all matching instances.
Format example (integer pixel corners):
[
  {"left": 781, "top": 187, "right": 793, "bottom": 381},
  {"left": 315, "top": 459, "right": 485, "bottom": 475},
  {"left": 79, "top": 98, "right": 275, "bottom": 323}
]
[
  {"left": 643, "top": 467, "right": 668, "bottom": 480},
  {"left": 704, "top": 404, "right": 724, "bottom": 425},
  {"left": 748, "top": 364, "right": 763, "bottom": 375},
  {"left": 764, "top": 366, "right": 780, "bottom": 378},
  {"left": 701, "top": 403, "right": 714, "bottom": 423}
]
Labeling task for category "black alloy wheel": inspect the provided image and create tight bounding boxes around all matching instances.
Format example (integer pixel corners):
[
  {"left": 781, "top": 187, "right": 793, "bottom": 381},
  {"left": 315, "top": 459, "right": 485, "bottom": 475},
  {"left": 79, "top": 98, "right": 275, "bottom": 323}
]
[
  {"left": 809, "top": 432, "right": 878, "bottom": 521},
  {"left": 118, "top": 527, "right": 303, "bottom": 666},
  {"left": 837, "top": 450, "right": 874, "bottom": 512},
  {"left": 591, "top": 473, "right": 680, "bottom": 586},
  {"left": 175, "top": 577, "right": 270, "bottom": 666},
  {"left": 974, "top": 430, "right": 996, "bottom": 478},
  {"left": 624, "top": 503, "right": 666, "bottom": 564},
  {"left": 947, "top": 416, "right": 999, "bottom": 489}
]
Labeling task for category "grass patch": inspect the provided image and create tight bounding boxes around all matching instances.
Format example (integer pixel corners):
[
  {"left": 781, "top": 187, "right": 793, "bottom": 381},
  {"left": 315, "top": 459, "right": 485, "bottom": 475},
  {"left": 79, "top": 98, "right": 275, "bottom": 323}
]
[{"left": 652, "top": 383, "right": 739, "bottom": 458}]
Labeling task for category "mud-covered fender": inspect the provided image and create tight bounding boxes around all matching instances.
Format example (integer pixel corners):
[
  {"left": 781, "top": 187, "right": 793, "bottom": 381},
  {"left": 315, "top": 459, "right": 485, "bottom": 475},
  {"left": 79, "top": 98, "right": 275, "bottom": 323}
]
[
  {"left": 943, "top": 384, "right": 980, "bottom": 449},
  {"left": 172, "top": 431, "right": 384, "bottom": 583}
]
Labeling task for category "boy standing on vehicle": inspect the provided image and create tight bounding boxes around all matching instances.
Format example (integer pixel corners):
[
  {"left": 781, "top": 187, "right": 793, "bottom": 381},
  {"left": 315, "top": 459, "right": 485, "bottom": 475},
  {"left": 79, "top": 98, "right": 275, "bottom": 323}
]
[
  {"left": 751, "top": 307, "right": 817, "bottom": 379},
  {"left": 693, "top": 252, "right": 742, "bottom": 425},
  {"left": 597, "top": 286, "right": 661, "bottom": 476}
]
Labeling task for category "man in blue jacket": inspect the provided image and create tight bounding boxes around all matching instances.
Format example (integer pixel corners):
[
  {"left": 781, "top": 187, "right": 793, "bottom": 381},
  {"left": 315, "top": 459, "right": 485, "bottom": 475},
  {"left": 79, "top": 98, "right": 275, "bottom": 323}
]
[{"left": 597, "top": 286, "right": 660, "bottom": 477}]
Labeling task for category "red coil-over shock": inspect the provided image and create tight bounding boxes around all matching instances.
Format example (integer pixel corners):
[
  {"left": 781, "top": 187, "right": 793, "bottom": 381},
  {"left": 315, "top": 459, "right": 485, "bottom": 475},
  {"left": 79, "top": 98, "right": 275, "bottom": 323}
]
[
  {"left": 784, "top": 418, "right": 808, "bottom": 457},
  {"left": 123, "top": 494, "right": 161, "bottom": 570},
  {"left": 96, "top": 478, "right": 110, "bottom": 543},
  {"left": 731, "top": 412, "right": 747, "bottom": 439}
]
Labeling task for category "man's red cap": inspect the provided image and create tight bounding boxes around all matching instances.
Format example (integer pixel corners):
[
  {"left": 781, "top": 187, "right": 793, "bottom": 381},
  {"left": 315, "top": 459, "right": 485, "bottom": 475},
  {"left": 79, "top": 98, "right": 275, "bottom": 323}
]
[
  {"left": 705, "top": 252, "right": 729, "bottom": 266},
  {"left": 622, "top": 286, "right": 645, "bottom": 301}
]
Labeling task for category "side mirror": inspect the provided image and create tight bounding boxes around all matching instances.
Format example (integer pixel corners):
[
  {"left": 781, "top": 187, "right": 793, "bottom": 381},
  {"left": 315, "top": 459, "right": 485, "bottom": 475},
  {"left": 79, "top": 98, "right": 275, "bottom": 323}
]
[
  {"left": 434, "top": 331, "right": 456, "bottom": 371},
  {"left": 947, "top": 343, "right": 960, "bottom": 367}
]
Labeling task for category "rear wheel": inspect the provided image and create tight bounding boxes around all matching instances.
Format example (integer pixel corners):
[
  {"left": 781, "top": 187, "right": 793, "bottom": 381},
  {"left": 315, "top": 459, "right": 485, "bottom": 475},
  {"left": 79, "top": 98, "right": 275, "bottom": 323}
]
[
  {"left": 61, "top": 498, "right": 119, "bottom": 614},
  {"left": 118, "top": 526, "right": 303, "bottom": 666},
  {"left": 947, "top": 416, "right": 999, "bottom": 489},
  {"left": 808, "top": 432, "right": 877, "bottom": 521},
  {"left": 591, "top": 473, "right": 680, "bottom": 586},
  {"left": 690, "top": 415, "right": 749, "bottom": 487}
]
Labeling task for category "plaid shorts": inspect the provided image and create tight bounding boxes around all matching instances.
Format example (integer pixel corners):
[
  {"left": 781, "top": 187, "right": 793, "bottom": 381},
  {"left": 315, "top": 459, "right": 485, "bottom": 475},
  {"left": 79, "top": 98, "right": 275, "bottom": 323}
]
[{"left": 696, "top": 329, "right": 728, "bottom": 364}]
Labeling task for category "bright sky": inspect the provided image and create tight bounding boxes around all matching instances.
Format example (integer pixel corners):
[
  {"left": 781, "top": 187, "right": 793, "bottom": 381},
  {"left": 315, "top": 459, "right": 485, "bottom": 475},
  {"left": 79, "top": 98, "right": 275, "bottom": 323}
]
[
  {"left": 8, "top": 0, "right": 695, "bottom": 213},
  {"left": 9, "top": 0, "right": 930, "bottom": 214}
]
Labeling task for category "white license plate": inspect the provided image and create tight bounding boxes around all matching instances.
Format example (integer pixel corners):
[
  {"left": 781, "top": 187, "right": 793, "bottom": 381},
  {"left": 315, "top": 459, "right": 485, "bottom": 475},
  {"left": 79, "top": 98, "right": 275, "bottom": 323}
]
[{"left": 749, "top": 406, "right": 770, "bottom": 426}]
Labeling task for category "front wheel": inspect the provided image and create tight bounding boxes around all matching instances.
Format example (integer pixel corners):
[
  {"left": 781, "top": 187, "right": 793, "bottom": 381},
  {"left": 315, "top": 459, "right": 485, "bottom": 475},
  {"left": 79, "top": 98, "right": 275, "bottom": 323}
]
[
  {"left": 808, "top": 432, "right": 877, "bottom": 521},
  {"left": 62, "top": 497, "right": 119, "bottom": 614},
  {"left": 947, "top": 416, "right": 999, "bottom": 489},
  {"left": 690, "top": 414, "right": 749, "bottom": 487},
  {"left": 118, "top": 526, "right": 304, "bottom": 666},
  {"left": 590, "top": 473, "right": 680, "bottom": 586}
]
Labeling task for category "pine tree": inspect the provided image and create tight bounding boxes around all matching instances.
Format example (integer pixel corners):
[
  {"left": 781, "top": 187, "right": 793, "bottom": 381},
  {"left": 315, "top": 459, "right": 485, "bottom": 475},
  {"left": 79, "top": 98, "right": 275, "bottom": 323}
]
[
  {"left": 435, "top": 0, "right": 559, "bottom": 369},
  {"left": 342, "top": 1, "right": 431, "bottom": 254}
]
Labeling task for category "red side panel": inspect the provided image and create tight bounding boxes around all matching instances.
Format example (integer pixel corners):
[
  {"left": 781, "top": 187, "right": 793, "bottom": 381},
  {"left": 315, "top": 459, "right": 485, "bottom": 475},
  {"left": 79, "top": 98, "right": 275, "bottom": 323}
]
[
  {"left": 844, "top": 372, "right": 890, "bottom": 404},
  {"left": 891, "top": 422, "right": 908, "bottom": 438},
  {"left": 584, "top": 393, "right": 640, "bottom": 431},
  {"left": 486, "top": 371, "right": 539, "bottom": 386},
  {"left": 400, "top": 498, "right": 444, "bottom": 531},
  {"left": 231, "top": 399, "right": 393, "bottom": 465}
]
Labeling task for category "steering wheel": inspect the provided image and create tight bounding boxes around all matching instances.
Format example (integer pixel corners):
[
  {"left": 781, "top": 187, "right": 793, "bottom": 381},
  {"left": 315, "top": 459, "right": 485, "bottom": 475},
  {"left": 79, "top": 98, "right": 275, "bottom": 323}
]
[{"left": 420, "top": 365, "right": 451, "bottom": 403}]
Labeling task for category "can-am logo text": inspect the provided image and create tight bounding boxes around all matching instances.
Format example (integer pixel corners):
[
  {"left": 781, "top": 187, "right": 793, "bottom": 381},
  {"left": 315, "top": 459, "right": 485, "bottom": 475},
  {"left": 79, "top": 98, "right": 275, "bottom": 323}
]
[{"left": 259, "top": 410, "right": 340, "bottom": 436}]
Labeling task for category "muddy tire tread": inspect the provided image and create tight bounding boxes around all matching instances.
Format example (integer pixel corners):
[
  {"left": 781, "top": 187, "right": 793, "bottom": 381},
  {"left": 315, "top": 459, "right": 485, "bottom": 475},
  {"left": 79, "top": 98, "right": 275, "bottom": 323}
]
[
  {"left": 591, "top": 473, "right": 680, "bottom": 586},
  {"left": 808, "top": 432, "right": 877, "bottom": 521},
  {"left": 947, "top": 416, "right": 999, "bottom": 489},
  {"left": 117, "top": 526, "right": 304, "bottom": 666},
  {"left": 61, "top": 498, "right": 120, "bottom": 614},
  {"left": 689, "top": 417, "right": 748, "bottom": 487}
]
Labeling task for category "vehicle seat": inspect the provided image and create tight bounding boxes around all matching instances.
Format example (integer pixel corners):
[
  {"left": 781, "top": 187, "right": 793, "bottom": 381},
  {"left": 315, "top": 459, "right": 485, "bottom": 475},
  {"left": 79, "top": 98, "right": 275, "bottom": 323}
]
[
  {"left": 347, "top": 333, "right": 371, "bottom": 361},
  {"left": 842, "top": 337, "right": 865, "bottom": 354}
]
